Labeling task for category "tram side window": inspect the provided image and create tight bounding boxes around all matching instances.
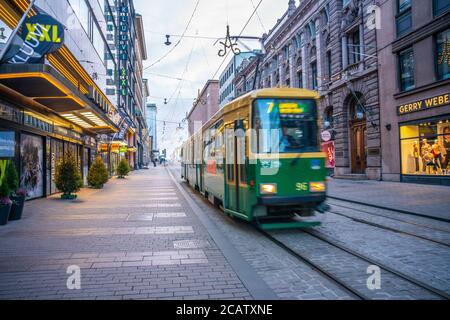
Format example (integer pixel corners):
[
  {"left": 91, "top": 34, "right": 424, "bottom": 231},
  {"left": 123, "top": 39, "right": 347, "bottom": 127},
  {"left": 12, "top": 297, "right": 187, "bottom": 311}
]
[
  {"left": 237, "top": 120, "right": 248, "bottom": 185},
  {"left": 239, "top": 135, "right": 247, "bottom": 185},
  {"left": 226, "top": 126, "right": 235, "bottom": 182},
  {"left": 216, "top": 123, "right": 225, "bottom": 171}
]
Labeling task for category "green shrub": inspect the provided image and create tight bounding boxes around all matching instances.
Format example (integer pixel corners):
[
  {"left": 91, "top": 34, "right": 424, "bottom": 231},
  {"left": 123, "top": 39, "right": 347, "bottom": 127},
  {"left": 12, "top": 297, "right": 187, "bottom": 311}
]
[
  {"left": 55, "top": 152, "right": 83, "bottom": 198},
  {"left": 117, "top": 158, "right": 130, "bottom": 178},
  {"left": 0, "top": 176, "right": 11, "bottom": 205},
  {"left": 88, "top": 156, "right": 109, "bottom": 189},
  {"left": 5, "top": 160, "right": 19, "bottom": 195}
]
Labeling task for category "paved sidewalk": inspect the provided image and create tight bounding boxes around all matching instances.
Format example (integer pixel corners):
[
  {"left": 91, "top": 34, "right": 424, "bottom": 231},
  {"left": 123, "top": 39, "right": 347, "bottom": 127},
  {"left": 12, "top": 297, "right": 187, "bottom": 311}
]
[
  {"left": 328, "top": 179, "right": 450, "bottom": 220},
  {"left": 0, "top": 167, "right": 269, "bottom": 300}
]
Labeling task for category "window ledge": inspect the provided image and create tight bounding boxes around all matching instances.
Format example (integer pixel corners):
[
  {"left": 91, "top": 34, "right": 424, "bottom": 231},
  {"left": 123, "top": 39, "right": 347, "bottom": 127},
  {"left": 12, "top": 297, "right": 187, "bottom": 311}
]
[{"left": 394, "top": 78, "right": 450, "bottom": 99}]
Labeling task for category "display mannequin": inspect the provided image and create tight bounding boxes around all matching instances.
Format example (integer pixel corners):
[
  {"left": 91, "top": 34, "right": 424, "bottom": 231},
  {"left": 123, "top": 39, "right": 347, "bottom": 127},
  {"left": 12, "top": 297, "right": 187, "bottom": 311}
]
[
  {"left": 432, "top": 140, "right": 442, "bottom": 174},
  {"left": 421, "top": 139, "right": 432, "bottom": 173},
  {"left": 443, "top": 127, "right": 450, "bottom": 174},
  {"left": 413, "top": 141, "right": 420, "bottom": 172}
]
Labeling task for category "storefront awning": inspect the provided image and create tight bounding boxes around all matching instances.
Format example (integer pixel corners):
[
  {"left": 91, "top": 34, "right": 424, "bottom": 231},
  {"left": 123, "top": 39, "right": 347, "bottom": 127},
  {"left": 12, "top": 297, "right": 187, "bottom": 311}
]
[{"left": 0, "top": 63, "right": 119, "bottom": 133}]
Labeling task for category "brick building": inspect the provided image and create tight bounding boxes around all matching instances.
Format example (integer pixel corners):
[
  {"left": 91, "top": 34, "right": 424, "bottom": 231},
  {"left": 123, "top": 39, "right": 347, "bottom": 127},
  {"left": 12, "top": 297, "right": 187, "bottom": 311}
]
[{"left": 187, "top": 80, "right": 220, "bottom": 136}]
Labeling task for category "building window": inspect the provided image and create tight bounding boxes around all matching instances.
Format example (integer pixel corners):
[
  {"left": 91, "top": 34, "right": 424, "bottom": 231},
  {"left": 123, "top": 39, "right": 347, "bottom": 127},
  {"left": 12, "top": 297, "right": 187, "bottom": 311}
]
[
  {"left": 434, "top": 0, "right": 450, "bottom": 16},
  {"left": 348, "top": 28, "right": 361, "bottom": 65},
  {"left": 311, "top": 62, "right": 318, "bottom": 90},
  {"left": 298, "top": 72, "right": 303, "bottom": 88},
  {"left": 68, "top": 0, "right": 89, "bottom": 35},
  {"left": 399, "top": 47, "right": 415, "bottom": 92},
  {"left": 326, "top": 51, "right": 332, "bottom": 80},
  {"left": 308, "top": 22, "right": 316, "bottom": 40},
  {"left": 324, "top": 107, "right": 334, "bottom": 129},
  {"left": 437, "top": 28, "right": 450, "bottom": 80},
  {"left": 396, "top": 0, "right": 412, "bottom": 37},
  {"left": 284, "top": 45, "right": 290, "bottom": 59},
  {"left": 400, "top": 118, "right": 450, "bottom": 176}
]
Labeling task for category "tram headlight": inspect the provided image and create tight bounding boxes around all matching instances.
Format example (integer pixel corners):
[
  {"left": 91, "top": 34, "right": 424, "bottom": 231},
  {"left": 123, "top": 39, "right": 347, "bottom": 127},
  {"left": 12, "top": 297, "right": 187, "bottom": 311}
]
[
  {"left": 260, "top": 183, "right": 278, "bottom": 195},
  {"left": 310, "top": 182, "right": 326, "bottom": 193}
]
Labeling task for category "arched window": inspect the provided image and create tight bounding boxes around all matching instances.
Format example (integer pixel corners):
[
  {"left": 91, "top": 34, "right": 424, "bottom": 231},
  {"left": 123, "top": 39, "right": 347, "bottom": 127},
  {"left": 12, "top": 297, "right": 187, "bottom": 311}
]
[
  {"left": 349, "top": 94, "right": 366, "bottom": 121},
  {"left": 324, "top": 5, "right": 330, "bottom": 24},
  {"left": 308, "top": 21, "right": 316, "bottom": 39},
  {"left": 324, "top": 107, "right": 334, "bottom": 128},
  {"left": 310, "top": 46, "right": 317, "bottom": 58}
]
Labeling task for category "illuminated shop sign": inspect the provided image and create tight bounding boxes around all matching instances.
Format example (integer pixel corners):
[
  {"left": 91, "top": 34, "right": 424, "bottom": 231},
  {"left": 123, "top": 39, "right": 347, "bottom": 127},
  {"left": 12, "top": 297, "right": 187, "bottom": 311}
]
[
  {"left": 0, "top": 6, "right": 64, "bottom": 64},
  {"left": 119, "top": 3, "right": 128, "bottom": 96},
  {"left": 397, "top": 93, "right": 450, "bottom": 116},
  {"left": 321, "top": 141, "right": 335, "bottom": 169}
]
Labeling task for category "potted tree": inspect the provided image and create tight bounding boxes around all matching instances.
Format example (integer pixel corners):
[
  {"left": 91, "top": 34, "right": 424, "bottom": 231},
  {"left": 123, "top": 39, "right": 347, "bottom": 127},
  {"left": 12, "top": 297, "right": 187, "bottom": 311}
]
[
  {"left": 0, "top": 176, "right": 12, "bottom": 225},
  {"left": 88, "top": 156, "right": 109, "bottom": 189},
  {"left": 5, "top": 160, "right": 25, "bottom": 221},
  {"left": 55, "top": 152, "right": 83, "bottom": 200},
  {"left": 117, "top": 158, "right": 130, "bottom": 179}
]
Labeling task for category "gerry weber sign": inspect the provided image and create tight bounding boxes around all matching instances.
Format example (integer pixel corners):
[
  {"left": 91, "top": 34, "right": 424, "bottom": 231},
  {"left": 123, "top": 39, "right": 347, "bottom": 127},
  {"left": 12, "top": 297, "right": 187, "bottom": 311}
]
[{"left": 397, "top": 93, "right": 450, "bottom": 116}]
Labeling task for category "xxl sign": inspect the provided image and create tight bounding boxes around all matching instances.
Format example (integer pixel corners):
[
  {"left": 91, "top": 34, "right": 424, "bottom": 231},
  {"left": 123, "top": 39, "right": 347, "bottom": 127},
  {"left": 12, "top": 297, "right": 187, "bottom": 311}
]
[
  {"left": 397, "top": 93, "right": 450, "bottom": 115},
  {"left": 0, "top": 6, "right": 64, "bottom": 64}
]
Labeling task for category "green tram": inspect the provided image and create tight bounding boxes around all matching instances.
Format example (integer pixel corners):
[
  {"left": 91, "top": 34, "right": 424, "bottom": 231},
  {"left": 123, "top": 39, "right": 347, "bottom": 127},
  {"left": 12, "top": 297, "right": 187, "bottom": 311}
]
[{"left": 181, "top": 88, "right": 328, "bottom": 230}]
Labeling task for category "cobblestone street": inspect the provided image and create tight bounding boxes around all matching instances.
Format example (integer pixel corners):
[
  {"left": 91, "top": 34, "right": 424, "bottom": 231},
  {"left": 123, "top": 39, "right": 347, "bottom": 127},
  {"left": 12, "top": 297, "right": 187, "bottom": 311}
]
[{"left": 1, "top": 166, "right": 448, "bottom": 300}]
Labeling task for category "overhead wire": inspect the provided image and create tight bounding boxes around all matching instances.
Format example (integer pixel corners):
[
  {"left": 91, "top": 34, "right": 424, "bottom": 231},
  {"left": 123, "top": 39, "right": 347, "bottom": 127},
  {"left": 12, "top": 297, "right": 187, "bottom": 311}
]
[{"left": 144, "top": 0, "right": 201, "bottom": 70}]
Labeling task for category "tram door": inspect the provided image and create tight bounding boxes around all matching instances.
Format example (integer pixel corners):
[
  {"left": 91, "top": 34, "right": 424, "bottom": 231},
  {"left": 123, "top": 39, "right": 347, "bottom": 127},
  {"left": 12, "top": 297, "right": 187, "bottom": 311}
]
[{"left": 225, "top": 120, "right": 246, "bottom": 215}]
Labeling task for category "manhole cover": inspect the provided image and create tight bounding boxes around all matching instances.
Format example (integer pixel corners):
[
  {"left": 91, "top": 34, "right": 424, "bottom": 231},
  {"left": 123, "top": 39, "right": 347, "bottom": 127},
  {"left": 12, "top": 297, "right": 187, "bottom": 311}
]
[{"left": 173, "top": 240, "right": 209, "bottom": 249}]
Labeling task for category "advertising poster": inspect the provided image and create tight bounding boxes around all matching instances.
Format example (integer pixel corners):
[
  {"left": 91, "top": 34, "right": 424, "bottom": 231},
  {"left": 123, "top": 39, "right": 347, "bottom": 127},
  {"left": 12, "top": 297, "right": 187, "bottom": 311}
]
[
  {"left": 20, "top": 134, "right": 44, "bottom": 199},
  {"left": 322, "top": 141, "right": 335, "bottom": 169},
  {"left": 0, "top": 131, "right": 15, "bottom": 158}
]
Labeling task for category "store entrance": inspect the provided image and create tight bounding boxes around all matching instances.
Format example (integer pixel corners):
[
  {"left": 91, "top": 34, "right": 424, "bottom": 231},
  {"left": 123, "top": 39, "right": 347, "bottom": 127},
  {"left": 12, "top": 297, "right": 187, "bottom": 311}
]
[{"left": 350, "top": 120, "right": 367, "bottom": 174}]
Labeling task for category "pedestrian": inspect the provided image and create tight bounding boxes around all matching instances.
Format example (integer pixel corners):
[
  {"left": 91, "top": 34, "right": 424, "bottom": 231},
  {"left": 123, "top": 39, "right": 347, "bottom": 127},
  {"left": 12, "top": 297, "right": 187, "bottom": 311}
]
[{"left": 151, "top": 153, "right": 157, "bottom": 167}]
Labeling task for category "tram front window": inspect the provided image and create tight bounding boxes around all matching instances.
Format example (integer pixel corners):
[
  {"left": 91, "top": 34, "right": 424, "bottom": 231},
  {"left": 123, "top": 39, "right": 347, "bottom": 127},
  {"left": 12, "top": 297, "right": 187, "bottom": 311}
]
[{"left": 252, "top": 99, "right": 319, "bottom": 154}]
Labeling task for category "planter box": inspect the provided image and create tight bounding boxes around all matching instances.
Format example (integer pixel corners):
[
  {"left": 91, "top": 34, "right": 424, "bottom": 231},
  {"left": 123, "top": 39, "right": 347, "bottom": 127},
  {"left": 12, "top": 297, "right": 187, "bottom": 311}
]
[
  {"left": 61, "top": 194, "right": 77, "bottom": 200},
  {"left": 0, "top": 203, "right": 12, "bottom": 226},
  {"left": 9, "top": 195, "right": 25, "bottom": 221}
]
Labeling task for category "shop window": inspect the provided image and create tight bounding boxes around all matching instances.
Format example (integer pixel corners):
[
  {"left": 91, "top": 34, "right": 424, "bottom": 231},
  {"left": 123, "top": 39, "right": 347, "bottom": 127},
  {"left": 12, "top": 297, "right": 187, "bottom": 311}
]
[
  {"left": 400, "top": 118, "right": 450, "bottom": 176},
  {"left": 436, "top": 28, "right": 450, "bottom": 81},
  {"left": 396, "top": 0, "right": 412, "bottom": 37},
  {"left": 399, "top": 47, "right": 415, "bottom": 92},
  {"left": 434, "top": 0, "right": 450, "bottom": 16}
]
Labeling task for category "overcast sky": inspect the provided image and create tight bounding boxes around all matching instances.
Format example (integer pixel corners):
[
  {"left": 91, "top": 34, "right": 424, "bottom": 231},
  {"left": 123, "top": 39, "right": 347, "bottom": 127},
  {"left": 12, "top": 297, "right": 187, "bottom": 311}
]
[{"left": 134, "top": 0, "right": 290, "bottom": 155}]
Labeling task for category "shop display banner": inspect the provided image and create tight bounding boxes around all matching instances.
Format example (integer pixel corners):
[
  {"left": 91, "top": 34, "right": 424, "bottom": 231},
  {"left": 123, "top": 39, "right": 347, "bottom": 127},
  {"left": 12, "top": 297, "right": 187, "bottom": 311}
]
[{"left": 0, "top": 132, "right": 15, "bottom": 158}]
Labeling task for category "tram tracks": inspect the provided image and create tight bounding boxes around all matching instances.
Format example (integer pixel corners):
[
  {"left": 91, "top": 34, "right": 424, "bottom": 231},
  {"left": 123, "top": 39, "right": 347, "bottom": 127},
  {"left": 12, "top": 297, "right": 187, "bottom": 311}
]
[
  {"left": 260, "top": 228, "right": 450, "bottom": 300},
  {"left": 328, "top": 196, "right": 450, "bottom": 224},
  {"left": 327, "top": 208, "right": 450, "bottom": 248},
  {"left": 324, "top": 199, "right": 450, "bottom": 247}
]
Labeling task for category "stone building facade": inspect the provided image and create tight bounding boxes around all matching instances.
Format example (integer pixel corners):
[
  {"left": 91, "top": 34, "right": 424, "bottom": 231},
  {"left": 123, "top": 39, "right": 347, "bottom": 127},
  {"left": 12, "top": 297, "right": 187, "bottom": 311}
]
[
  {"left": 377, "top": 0, "right": 450, "bottom": 186},
  {"left": 236, "top": 0, "right": 382, "bottom": 180}
]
